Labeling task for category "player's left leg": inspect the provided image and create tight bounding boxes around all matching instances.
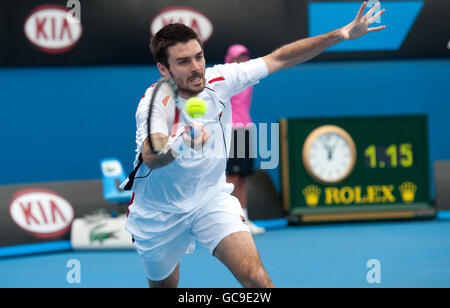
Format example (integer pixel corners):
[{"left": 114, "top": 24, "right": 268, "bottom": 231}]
[
  {"left": 213, "top": 231, "right": 274, "bottom": 288},
  {"left": 192, "top": 191, "right": 274, "bottom": 288}
]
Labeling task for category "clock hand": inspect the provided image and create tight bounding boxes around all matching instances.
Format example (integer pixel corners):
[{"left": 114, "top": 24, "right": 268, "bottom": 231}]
[
  {"left": 321, "top": 140, "right": 333, "bottom": 160},
  {"left": 327, "top": 139, "right": 341, "bottom": 160},
  {"left": 330, "top": 139, "right": 339, "bottom": 152}
]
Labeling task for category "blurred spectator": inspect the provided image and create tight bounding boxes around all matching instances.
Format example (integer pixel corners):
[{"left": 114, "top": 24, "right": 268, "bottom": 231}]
[{"left": 225, "top": 44, "right": 266, "bottom": 236}]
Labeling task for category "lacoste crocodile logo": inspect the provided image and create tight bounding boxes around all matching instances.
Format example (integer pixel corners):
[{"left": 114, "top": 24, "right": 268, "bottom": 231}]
[{"left": 89, "top": 224, "right": 119, "bottom": 244}]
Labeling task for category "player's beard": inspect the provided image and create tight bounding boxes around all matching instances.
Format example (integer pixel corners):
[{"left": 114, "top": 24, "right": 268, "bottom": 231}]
[{"left": 170, "top": 70, "right": 205, "bottom": 98}]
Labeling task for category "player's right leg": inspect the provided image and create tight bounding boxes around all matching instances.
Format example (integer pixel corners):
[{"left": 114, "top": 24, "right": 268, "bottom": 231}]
[
  {"left": 148, "top": 264, "right": 179, "bottom": 288},
  {"left": 192, "top": 191, "right": 274, "bottom": 288},
  {"left": 213, "top": 231, "right": 274, "bottom": 288}
]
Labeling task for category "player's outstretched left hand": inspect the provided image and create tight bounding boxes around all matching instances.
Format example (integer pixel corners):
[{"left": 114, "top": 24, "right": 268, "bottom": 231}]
[{"left": 339, "top": 1, "right": 386, "bottom": 41}]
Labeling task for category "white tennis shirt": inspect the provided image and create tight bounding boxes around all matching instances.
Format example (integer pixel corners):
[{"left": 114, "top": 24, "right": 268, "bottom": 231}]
[{"left": 122, "top": 57, "right": 268, "bottom": 213}]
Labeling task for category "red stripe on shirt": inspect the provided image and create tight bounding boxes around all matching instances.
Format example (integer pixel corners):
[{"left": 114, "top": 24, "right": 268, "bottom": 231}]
[
  {"left": 208, "top": 76, "right": 225, "bottom": 84},
  {"left": 128, "top": 192, "right": 135, "bottom": 206},
  {"left": 170, "top": 108, "right": 181, "bottom": 137}
]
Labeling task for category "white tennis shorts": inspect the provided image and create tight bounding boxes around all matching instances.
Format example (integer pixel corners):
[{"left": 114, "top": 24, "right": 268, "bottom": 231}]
[{"left": 125, "top": 191, "right": 250, "bottom": 281}]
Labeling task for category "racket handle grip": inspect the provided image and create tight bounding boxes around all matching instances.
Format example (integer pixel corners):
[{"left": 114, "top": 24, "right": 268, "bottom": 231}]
[{"left": 189, "top": 125, "right": 201, "bottom": 139}]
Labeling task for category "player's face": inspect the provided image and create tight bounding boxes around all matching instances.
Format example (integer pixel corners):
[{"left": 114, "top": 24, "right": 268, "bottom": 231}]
[{"left": 163, "top": 39, "right": 206, "bottom": 99}]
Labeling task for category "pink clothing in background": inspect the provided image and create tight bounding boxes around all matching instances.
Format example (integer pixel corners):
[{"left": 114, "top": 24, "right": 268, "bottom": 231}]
[
  {"left": 230, "top": 86, "right": 253, "bottom": 128},
  {"left": 225, "top": 44, "right": 253, "bottom": 128}
]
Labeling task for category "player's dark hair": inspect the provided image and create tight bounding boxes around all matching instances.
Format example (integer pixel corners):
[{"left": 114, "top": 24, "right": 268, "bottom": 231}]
[{"left": 150, "top": 23, "right": 203, "bottom": 68}]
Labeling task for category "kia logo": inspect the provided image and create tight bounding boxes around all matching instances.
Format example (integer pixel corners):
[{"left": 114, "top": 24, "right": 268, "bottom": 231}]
[
  {"left": 24, "top": 4, "right": 82, "bottom": 54},
  {"left": 9, "top": 189, "right": 75, "bottom": 239},
  {"left": 151, "top": 6, "right": 213, "bottom": 42}
]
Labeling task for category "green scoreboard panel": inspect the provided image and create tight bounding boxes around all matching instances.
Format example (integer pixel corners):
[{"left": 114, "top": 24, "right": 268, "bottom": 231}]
[{"left": 280, "top": 115, "right": 435, "bottom": 223}]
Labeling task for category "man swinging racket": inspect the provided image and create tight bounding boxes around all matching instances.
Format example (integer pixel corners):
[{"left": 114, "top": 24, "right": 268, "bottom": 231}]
[{"left": 122, "top": 2, "right": 385, "bottom": 288}]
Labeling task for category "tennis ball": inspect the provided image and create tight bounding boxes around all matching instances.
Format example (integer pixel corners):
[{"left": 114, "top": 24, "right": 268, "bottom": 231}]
[{"left": 185, "top": 97, "right": 207, "bottom": 118}]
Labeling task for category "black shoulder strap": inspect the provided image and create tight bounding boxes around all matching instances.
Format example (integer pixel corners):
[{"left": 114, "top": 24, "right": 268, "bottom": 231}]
[{"left": 123, "top": 153, "right": 144, "bottom": 191}]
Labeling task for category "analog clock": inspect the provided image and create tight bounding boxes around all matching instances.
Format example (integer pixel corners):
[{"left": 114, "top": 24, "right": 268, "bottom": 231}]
[{"left": 302, "top": 125, "right": 357, "bottom": 184}]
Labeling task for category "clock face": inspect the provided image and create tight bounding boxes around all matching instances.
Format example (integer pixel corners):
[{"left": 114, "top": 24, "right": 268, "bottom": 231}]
[{"left": 303, "top": 125, "right": 356, "bottom": 184}]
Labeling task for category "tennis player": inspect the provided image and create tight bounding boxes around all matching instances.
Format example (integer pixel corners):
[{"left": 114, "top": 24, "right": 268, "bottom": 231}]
[{"left": 122, "top": 2, "right": 385, "bottom": 288}]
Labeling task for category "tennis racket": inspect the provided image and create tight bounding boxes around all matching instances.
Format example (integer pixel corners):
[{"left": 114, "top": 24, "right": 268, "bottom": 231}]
[{"left": 146, "top": 77, "right": 207, "bottom": 156}]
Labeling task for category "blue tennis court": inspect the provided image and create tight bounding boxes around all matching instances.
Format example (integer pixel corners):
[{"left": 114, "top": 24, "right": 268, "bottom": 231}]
[{"left": 1, "top": 213, "right": 449, "bottom": 288}]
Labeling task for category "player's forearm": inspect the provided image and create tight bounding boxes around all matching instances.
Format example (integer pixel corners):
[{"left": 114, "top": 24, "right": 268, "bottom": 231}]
[
  {"left": 263, "top": 28, "right": 344, "bottom": 74},
  {"left": 142, "top": 139, "right": 176, "bottom": 169},
  {"left": 143, "top": 151, "right": 176, "bottom": 169}
]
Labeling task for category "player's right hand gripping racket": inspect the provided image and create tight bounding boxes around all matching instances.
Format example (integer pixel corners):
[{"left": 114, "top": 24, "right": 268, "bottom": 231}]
[{"left": 146, "top": 77, "right": 206, "bottom": 156}]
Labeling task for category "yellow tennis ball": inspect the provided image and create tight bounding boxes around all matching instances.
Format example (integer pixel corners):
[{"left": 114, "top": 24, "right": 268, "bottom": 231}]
[{"left": 185, "top": 97, "right": 207, "bottom": 118}]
